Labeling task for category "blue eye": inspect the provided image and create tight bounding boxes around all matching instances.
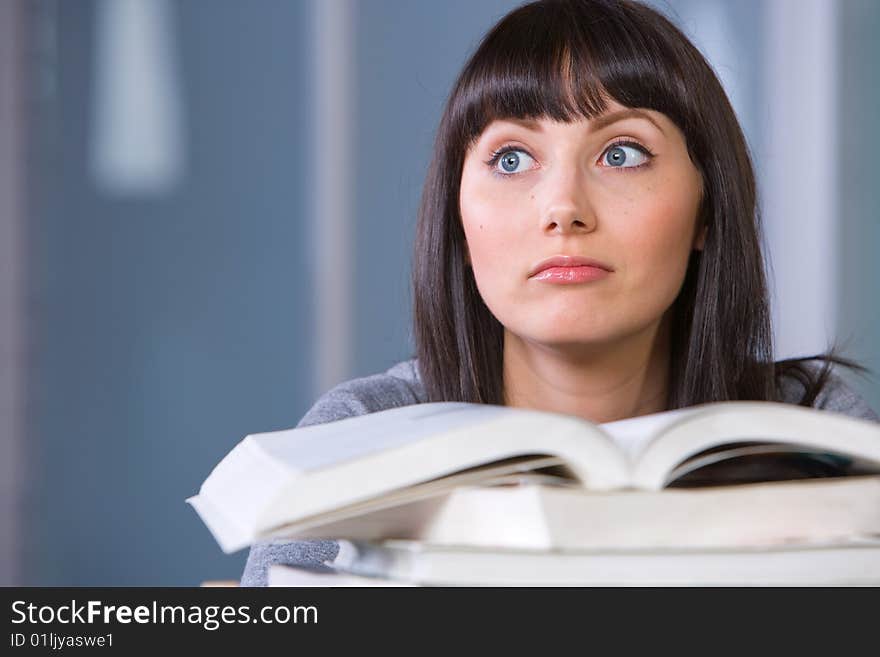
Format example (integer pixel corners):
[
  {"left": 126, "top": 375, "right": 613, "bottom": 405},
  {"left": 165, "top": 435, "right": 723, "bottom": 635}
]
[
  {"left": 601, "top": 143, "right": 650, "bottom": 168},
  {"left": 492, "top": 148, "right": 535, "bottom": 175},
  {"left": 486, "top": 141, "right": 651, "bottom": 177}
]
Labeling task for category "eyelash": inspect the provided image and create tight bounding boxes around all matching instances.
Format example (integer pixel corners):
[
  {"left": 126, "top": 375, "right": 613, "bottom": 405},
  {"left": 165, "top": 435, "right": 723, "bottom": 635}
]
[{"left": 484, "top": 139, "right": 655, "bottom": 178}]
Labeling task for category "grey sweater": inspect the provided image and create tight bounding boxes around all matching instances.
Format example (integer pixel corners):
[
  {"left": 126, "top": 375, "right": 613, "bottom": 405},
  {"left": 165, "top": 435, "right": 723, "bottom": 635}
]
[{"left": 239, "top": 358, "right": 880, "bottom": 586}]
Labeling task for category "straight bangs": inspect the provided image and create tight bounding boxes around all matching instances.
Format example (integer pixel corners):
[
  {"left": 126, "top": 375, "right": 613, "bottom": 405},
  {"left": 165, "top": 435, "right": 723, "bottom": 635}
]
[{"left": 450, "top": 0, "right": 702, "bottom": 163}]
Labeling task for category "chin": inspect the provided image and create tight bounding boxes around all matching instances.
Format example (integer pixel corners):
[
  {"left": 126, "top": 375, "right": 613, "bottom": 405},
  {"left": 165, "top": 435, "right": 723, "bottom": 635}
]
[{"left": 515, "top": 323, "right": 621, "bottom": 350}]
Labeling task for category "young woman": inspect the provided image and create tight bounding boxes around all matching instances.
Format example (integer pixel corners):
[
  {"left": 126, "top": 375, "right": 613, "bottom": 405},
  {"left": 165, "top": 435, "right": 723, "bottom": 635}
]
[{"left": 240, "top": 0, "right": 878, "bottom": 585}]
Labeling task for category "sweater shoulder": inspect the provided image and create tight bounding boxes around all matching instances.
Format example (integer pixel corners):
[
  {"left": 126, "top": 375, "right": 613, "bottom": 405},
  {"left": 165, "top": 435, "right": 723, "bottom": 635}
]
[
  {"left": 296, "top": 358, "right": 427, "bottom": 428},
  {"left": 776, "top": 361, "right": 879, "bottom": 422}
]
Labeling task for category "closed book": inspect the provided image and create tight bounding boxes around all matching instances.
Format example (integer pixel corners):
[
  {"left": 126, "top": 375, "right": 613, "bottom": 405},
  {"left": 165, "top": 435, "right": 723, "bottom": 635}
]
[{"left": 324, "top": 538, "right": 880, "bottom": 587}]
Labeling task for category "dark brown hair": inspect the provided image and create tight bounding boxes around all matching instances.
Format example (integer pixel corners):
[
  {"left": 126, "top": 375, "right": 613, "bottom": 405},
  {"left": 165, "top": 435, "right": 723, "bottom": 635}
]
[{"left": 412, "top": 0, "right": 864, "bottom": 408}]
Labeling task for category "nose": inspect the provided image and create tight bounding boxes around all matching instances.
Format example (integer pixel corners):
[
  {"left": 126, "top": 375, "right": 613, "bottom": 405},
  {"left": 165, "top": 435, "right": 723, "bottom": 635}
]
[
  {"left": 539, "top": 168, "right": 596, "bottom": 234},
  {"left": 542, "top": 209, "right": 594, "bottom": 234}
]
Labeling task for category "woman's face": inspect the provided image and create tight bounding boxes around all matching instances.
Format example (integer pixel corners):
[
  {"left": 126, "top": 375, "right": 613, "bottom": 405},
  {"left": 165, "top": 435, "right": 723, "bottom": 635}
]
[{"left": 458, "top": 101, "right": 705, "bottom": 351}]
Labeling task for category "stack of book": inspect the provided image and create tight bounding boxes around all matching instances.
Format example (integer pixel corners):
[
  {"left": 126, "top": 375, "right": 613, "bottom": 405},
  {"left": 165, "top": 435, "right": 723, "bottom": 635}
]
[{"left": 188, "top": 401, "right": 880, "bottom": 586}]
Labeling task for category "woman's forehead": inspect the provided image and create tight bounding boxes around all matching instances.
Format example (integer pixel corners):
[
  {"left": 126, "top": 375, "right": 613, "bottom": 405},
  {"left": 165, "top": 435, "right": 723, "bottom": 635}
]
[{"left": 476, "top": 103, "right": 671, "bottom": 140}]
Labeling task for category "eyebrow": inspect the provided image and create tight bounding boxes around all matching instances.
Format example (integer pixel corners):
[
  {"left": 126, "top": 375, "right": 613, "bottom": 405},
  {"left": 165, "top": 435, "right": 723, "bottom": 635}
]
[
  {"left": 590, "top": 108, "right": 666, "bottom": 135},
  {"left": 492, "top": 109, "right": 666, "bottom": 136}
]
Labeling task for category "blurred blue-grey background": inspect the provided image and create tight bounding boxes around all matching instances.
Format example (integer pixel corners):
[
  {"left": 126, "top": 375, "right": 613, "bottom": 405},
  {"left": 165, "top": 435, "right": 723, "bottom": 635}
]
[{"left": 0, "top": 0, "right": 877, "bottom": 585}]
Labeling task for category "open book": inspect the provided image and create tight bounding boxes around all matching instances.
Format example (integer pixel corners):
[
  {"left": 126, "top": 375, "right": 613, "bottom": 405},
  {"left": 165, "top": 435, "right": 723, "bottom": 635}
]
[{"left": 188, "top": 401, "right": 880, "bottom": 553}]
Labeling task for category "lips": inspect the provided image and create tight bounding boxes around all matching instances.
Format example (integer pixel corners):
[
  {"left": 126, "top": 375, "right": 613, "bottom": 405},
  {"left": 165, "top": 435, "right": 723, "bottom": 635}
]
[{"left": 529, "top": 255, "right": 614, "bottom": 277}]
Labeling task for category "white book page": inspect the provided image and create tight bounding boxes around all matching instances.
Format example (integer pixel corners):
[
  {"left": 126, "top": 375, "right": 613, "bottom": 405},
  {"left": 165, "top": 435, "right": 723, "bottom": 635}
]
[
  {"left": 633, "top": 402, "right": 880, "bottom": 489},
  {"left": 599, "top": 406, "right": 703, "bottom": 462},
  {"left": 252, "top": 402, "right": 511, "bottom": 473},
  {"left": 259, "top": 455, "right": 566, "bottom": 541}
]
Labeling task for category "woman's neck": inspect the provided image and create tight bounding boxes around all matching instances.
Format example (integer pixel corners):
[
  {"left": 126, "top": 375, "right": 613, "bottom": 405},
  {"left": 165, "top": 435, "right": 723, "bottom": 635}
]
[{"left": 501, "top": 317, "right": 671, "bottom": 424}]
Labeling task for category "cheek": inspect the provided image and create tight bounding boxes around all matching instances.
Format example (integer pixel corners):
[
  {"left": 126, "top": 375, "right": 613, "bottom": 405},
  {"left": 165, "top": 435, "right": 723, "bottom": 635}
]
[
  {"left": 615, "top": 180, "right": 700, "bottom": 293},
  {"left": 459, "top": 174, "right": 530, "bottom": 283},
  {"left": 461, "top": 202, "right": 511, "bottom": 262}
]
